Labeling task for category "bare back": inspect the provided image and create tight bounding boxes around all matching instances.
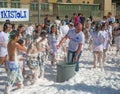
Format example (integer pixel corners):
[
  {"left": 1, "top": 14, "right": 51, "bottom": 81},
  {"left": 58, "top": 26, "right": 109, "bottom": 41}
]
[{"left": 7, "top": 40, "right": 17, "bottom": 61}]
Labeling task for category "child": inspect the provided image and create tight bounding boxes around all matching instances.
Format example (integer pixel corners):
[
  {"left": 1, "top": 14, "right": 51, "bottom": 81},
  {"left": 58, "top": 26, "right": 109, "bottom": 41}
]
[
  {"left": 26, "top": 30, "right": 49, "bottom": 84},
  {"left": 26, "top": 40, "right": 40, "bottom": 85},
  {"left": 101, "top": 24, "right": 109, "bottom": 63},
  {"left": 5, "top": 30, "right": 26, "bottom": 94},
  {"left": 17, "top": 39, "right": 26, "bottom": 78},
  {"left": 90, "top": 23, "right": 105, "bottom": 70},
  {"left": 47, "top": 25, "right": 61, "bottom": 66},
  {"left": 36, "top": 30, "right": 49, "bottom": 78}
]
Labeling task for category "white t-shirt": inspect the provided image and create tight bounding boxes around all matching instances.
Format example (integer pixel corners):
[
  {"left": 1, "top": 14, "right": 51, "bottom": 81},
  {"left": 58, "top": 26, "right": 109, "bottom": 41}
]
[
  {"left": 0, "top": 31, "right": 9, "bottom": 57},
  {"left": 54, "top": 20, "right": 61, "bottom": 27},
  {"left": 90, "top": 31, "right": 104, "bottom": 52},
  {"left": 26, "top": 26, "right": 34, "bottom": 35},
  {"left": 47, "top": 34, "right": 61, "bottom": 52},
  {"left": 60, "top": 25, "right": 70, "bottom": 47},
  {"left": 60, "top": 25, "right": 69, "bottom": 37},
  {"left": 101, "top": 30, "right": 109, "bottom": 49},
  {"left": 108, "top": 17, "right": 115, "bottom": 23},
  {"left": 66, "top": 29, "right": 85, "bottom": 52},
  {"left": 37, "top": 38, "right": 49, "bottom": 52}
]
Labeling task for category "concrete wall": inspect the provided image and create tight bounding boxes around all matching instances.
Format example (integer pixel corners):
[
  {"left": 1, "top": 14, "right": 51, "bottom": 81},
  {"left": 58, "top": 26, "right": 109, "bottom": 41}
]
[
  {"left": 94, "top": 0, "right": 113, "bottom": 16},
  {"left": 103, "top": 0, "right": 111, "bottom": 15},
  {"left": 112, "top": 3, "right": 116, "bottom": 16}
]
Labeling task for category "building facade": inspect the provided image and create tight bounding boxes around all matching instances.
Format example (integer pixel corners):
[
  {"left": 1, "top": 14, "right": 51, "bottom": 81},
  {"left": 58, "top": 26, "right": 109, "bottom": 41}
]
[
  {"left": 0, "top": 0, "right": 94, "bottom": 8},
  {"left": 94, "top": 0, "right": 116, "bottom": 16}
]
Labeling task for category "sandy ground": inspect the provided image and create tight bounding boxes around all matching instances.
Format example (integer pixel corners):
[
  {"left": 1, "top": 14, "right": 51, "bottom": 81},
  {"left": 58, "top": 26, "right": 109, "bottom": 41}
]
[{"left": 0, "top": 44, "right": 120, "bottom": 94}]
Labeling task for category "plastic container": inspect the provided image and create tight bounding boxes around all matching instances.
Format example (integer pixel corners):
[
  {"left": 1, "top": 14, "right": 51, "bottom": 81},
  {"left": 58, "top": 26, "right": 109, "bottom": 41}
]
[{"left": 56, "top": 63, "right": 75, "bottom": 82}]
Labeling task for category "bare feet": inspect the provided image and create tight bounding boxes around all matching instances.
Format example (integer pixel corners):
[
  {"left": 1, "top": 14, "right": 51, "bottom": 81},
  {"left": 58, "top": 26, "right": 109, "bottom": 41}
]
[
  {"left": 17, "top": 83, "right": 23, "bottom": 89},
  {"left": 4, "top": 86, "right": 10, "bottom": 94}
]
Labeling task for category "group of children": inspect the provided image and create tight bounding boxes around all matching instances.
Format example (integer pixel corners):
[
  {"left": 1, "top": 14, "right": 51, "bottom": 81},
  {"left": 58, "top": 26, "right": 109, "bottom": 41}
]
[{"left": 0, "top": 12, "right": 120, "bottom": 94}]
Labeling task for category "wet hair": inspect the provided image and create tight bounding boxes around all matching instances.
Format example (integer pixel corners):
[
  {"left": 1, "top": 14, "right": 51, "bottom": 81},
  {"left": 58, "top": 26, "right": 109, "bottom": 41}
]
[
  {"left": 91, "top": 21, "right": 96, "bottom": 26},
  {"left": 65, "top": 15, "right": 68, "bottom": 18},
  {"left": 40, "top": 30, "right": 47, "bottom": 37},
  {"left": 108, "top": 12, "right": 112, "bottom": 15},
  {"left": 34, "top": 24, "right": 42, "bottom": 33},
  {"left": 5, "top": 19, "right": 10, "bottom": 24},
  {"left": 3, "top": 23, "right": 10, "bottom": 31},
  {"left": 109, "top": 21, "right": 113, "bottom": 25},
  {"left": 17, "top": 24, "right": 24, "bottom": 31},
  {"left": 50, "top": 24, "right": 58, "bottom": 35},
  {"left": 100, "top": 23, "right": 106, "bottom": 30},
  {"left": 95, "top": 22, "right": 102, "bottom": 31},
  {"left": 17, "top": 39, "right": 24, "bottom": 45},
  {"left": 56, "top": 16, "right": 60, "bottom": 19},
  {"left": 61, "top": 20, "right": 66, "bottom": 25},
  {"left": 10, "top": 30, "right": 19, "bottom": 39},
  {"left": 103, "top": 16, "right": 107, "bottom": 19}
]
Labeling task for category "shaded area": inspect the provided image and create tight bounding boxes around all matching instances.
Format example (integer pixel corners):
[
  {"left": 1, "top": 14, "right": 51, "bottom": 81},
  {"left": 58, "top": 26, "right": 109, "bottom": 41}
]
[{"left": 49, "top": 83, "right": 120, "bottom": 94}]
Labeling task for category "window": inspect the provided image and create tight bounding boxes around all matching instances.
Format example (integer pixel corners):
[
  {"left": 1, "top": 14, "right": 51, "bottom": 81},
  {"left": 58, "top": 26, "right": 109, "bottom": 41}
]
[
  {"left": 57, "top": 0, "right": 62, "bottom": 2},
  {"left": 41, "top": 3, "right": 49, "bottom": 11},
  {"left": 66, "top": 0, "right": 71, "bottom": 3},
  {"left": 30, "top": 3, "right": 38, "bottom": 11},
  {"left": 11, "top": 0, "right": 20, "bottom": 8},
  {"left": 0, "top": 0, "right": 7, "bottom": 8},
  {"left": 82, "top": 1, "right": 85, "bottom": 4},
  {"left": 87, "top": 1, "right": 89, "bottom": 4}
]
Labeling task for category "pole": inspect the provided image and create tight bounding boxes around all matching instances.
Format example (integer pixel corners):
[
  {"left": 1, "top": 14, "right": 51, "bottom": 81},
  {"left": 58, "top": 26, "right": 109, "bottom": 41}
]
[{"left": 38, "top": 0, "right": 40, "bottom": 24}]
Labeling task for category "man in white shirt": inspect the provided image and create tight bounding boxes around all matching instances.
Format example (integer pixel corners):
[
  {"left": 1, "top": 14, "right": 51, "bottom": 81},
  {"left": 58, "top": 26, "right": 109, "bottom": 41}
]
[{"left": 57, "top": 23, "right": 85, "bottom": 72}]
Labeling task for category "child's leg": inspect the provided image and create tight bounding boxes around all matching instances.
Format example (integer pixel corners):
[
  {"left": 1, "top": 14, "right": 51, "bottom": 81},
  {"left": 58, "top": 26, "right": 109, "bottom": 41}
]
[
  {"left": 116, "top": 45, "right": 120, "bottom": 56},
  {"left": 17, "top": 82, "right": 23, "bottom": 89},
  {"left": 5, "top": 70, "right": 18, "bottom": 94},
  {"left": 0, "top": 55, "right": 7, "bottom": 71},
  {"left": 98, "top": 52, "right": 104, "bottom": 70},
  {"left": 22, "top": 67, "right": 26, "bottom": 78},
  {"left": 6, "top": 62, "right": 18, "bottom": 86},
  {"left": 103, "top": 49, "right": 107, "bottom": 63},
  {"left": 51, "top": 53, "right": 55, "bottom": 66},
  {"left": 93, "top": 52, "right": 97, "bottom": 68},
  {"left": 39, "top": 65, "right": 44, "bottom": 78},
  {"left": 16, "top": 67, "right": 24, "bottom": 88},
  {"left": 0, "top": 56, "right": 5, "bottom": 66}
]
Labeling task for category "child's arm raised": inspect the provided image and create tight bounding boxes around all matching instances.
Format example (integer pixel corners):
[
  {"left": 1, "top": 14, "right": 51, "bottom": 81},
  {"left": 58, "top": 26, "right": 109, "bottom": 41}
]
[{"left": 15, "top": 42, "right": 27, "bottom": 52}]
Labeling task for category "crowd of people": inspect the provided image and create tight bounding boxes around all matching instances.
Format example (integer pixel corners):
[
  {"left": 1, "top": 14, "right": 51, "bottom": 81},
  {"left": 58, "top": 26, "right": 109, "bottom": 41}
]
[{"left": 0, "top": 11, "right": 120, "bottom": 94}]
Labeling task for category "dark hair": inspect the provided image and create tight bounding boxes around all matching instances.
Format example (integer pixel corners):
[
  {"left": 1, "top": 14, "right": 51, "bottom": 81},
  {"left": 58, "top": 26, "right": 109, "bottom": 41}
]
[
  {"left": 3, "top": 23, "right": 10, "bottom": 31},
  {"left": 78, "top": 13, "right": 81, "bottom": 16},
  {"left": 35, "top": 24, "right": 42, "bottom": 33},
  {"left": 11, "top": 23, "right": 15, "bottom": 30},
  {"left": 103, "top": 16, "right": 107, "bottom": 19},
  {"left": 101, "top": 23, "right": 106, "bottom": 29},
  {"left": 65, "top": 15, "right": 68, "bottom": 18},
  {"left": 50, "top": 24, "right": 57, "bottom": 35},
  {"left": 95, "top": 22, "right": 102, "bottom": 31},
  {"left": 91, "top": 21, "right": 96, "bottom": 25},
  {"left": 108, "top": 12, "right": 112, "bottom": 15},
  {"left": 73, "top": 13, "right": 76, "bottom": 16},
  {"left": 10, "top": 30, "right": 19, "bottom": 39},
  {"left": 40, "top": 30, "right": 47, "bottom": 37},
  {"left": 109, "top": 21, "right": 113, "bottom": 25},
  {"left": 56, "top": 16, "right": 60, "bottom": 19},
  {"left": 5, "top": 19, "right": 10, "bottom": 24},
  {"left": 17, "top": 24, "right": 24, "bottom": 31},
  {"left": 17, "top": 39, "right": 24, "bottom": 45}
]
